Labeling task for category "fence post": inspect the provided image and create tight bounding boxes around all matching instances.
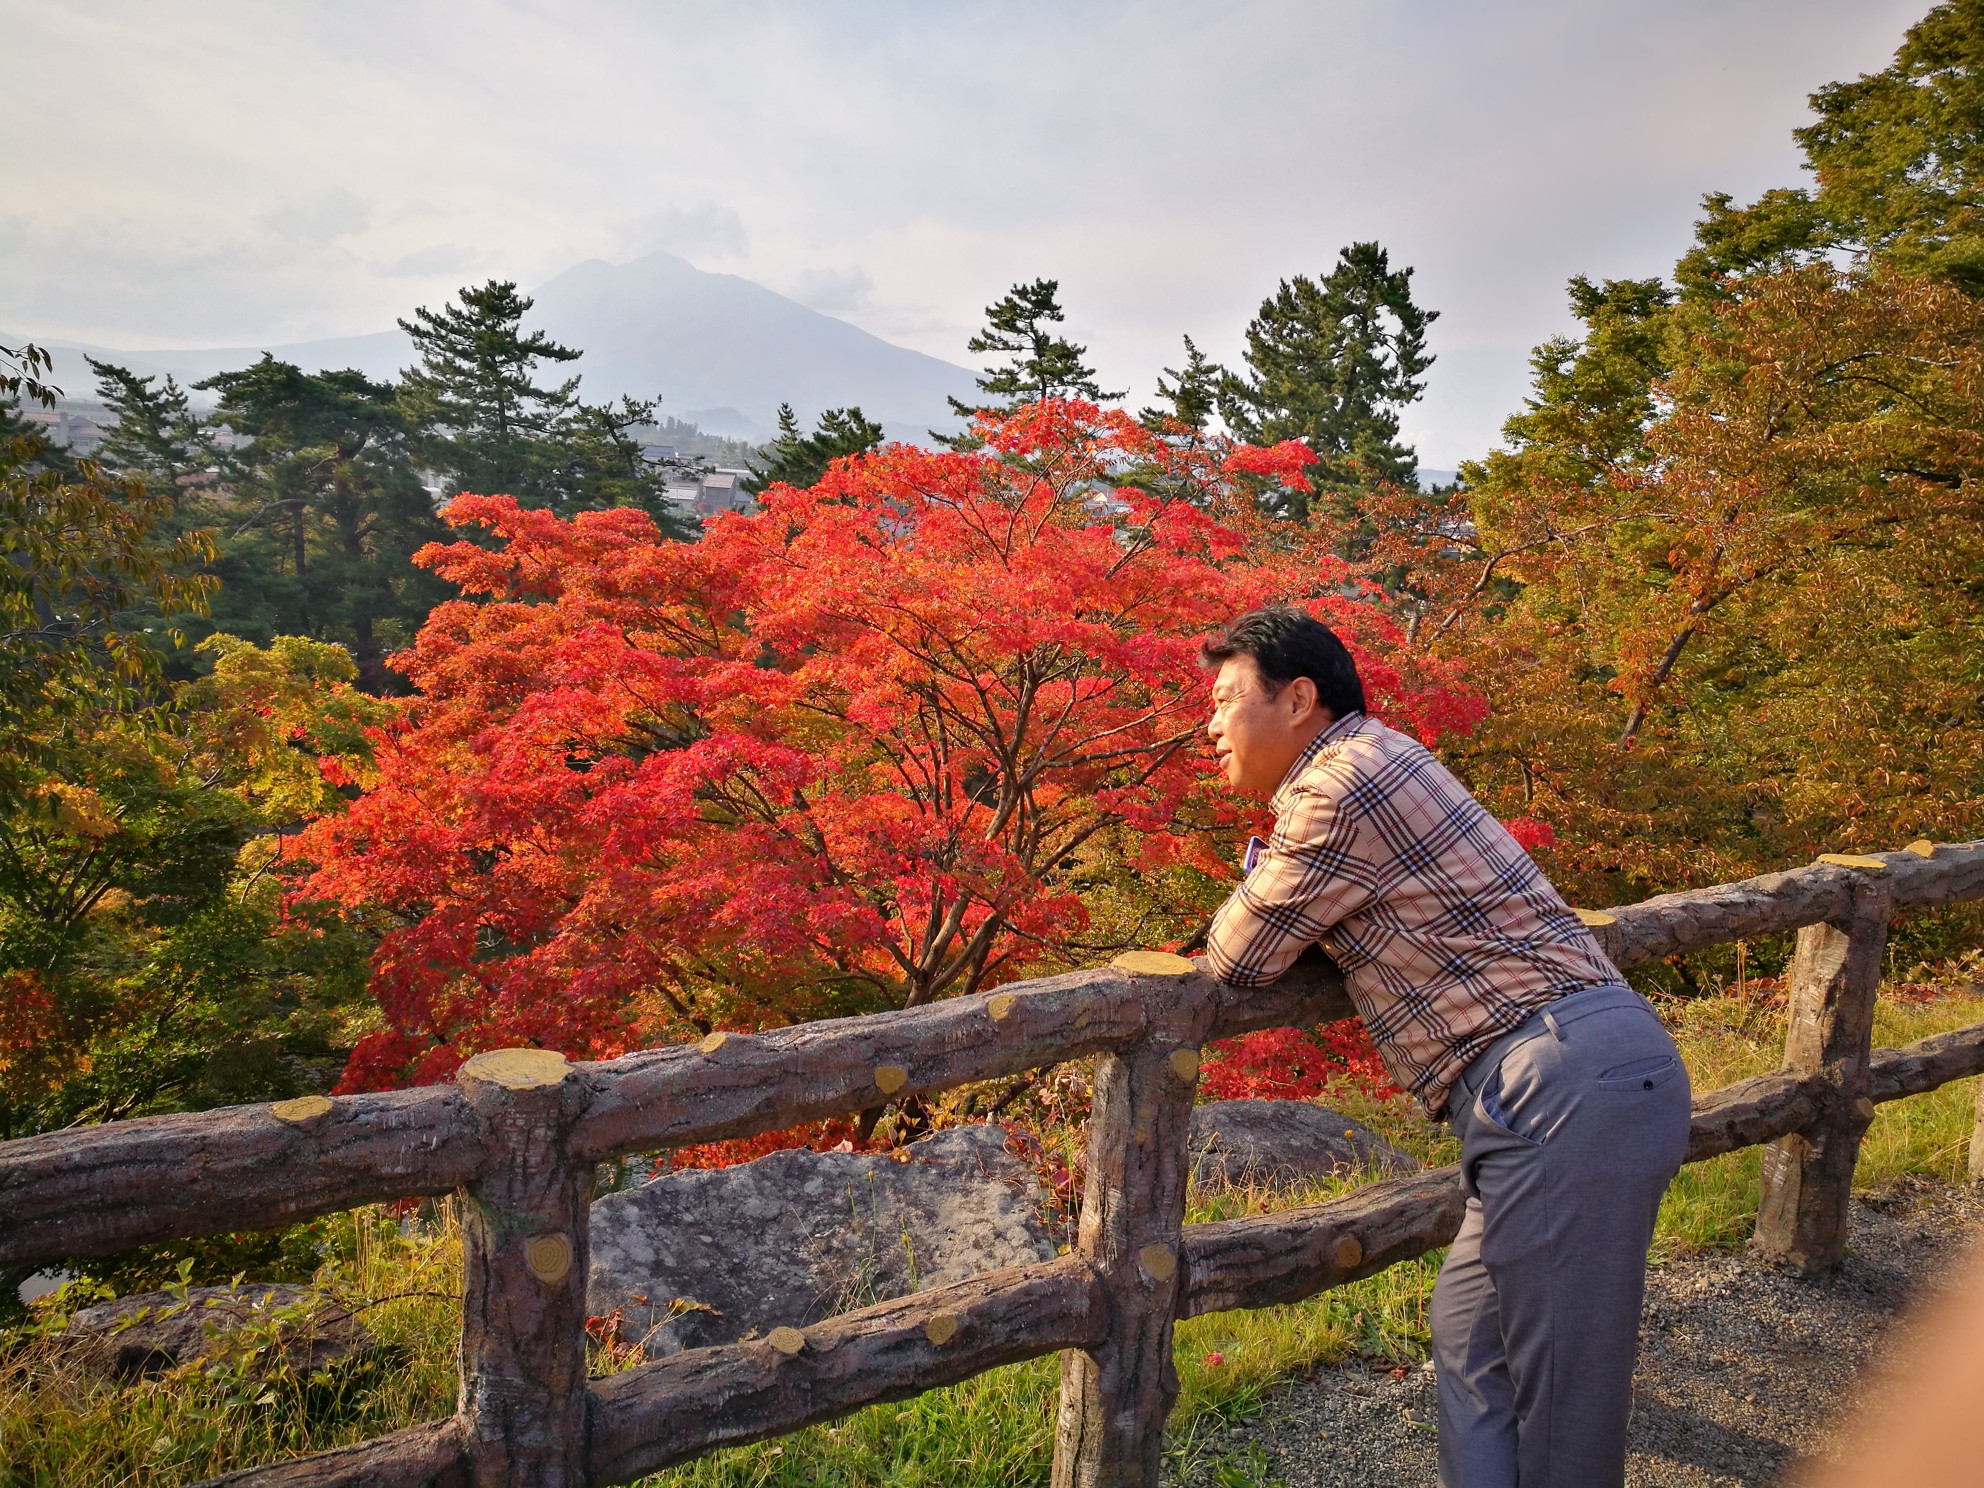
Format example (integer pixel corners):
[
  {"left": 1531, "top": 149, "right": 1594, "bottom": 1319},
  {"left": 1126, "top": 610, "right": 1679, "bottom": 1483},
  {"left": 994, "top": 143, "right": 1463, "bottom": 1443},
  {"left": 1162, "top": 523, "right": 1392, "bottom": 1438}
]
[
  {"left": 1754, "top": 871, "right": 1892, "bottom": 1274},
  {"left": 1969, "top": 1076, "right": 1984, "bottom": 1185},
  {"left": 1052, "top": 954, "right": 1212, "bottom": 1488},
  {"left": 455, "top": 1049, "right": 592, "bottom": 1488}
]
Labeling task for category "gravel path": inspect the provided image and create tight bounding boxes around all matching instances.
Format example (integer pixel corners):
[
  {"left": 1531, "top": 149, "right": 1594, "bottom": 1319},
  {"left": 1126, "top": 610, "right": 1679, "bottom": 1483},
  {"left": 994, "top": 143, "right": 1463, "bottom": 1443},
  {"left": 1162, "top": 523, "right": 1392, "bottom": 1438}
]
[{"left": 1174, "top": 1178, "right": 1984, "bottom": 1487}]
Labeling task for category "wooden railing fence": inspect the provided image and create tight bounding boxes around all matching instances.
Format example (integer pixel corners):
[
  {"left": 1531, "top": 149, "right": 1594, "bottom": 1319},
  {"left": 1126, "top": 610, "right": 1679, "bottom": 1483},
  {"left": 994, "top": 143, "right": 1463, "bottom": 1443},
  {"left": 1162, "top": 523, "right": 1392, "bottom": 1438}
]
[{"left": 4, "top": 842, "right": 1984, "bottom": 1487}]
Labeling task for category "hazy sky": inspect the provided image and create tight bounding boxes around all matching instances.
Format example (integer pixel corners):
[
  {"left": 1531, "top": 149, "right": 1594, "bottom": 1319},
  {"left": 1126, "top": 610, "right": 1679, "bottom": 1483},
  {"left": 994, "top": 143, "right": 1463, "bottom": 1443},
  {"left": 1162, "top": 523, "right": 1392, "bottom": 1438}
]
[{"left": 2, "top": 0, "right": 1929, "bottom": 465}]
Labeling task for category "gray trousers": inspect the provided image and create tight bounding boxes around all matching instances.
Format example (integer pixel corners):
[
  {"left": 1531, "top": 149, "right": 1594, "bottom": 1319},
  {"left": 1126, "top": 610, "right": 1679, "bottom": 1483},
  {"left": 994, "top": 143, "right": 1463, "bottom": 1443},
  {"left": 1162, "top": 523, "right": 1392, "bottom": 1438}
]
[{"left": 1430, "top": 983, "right": 1691, "bottom": 1488}]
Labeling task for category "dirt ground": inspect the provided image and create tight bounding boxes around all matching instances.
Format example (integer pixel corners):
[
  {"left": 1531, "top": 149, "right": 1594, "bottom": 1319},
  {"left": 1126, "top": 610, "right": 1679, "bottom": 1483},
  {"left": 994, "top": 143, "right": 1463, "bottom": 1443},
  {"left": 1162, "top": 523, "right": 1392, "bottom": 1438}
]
[{"left": 1173, "top": 1179, "right": 1984, "bottom": 1487}]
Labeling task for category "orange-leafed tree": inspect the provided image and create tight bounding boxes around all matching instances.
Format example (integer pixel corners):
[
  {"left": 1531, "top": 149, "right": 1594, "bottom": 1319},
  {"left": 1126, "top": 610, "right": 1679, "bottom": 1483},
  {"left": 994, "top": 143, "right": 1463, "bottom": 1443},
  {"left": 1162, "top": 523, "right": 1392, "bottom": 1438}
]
[
  {"left": 1372, "top": 264, "right": 1984, "bottom": 903},
  {"left": 300, "top": 401, "right": 1480, "bottom": 1088}
]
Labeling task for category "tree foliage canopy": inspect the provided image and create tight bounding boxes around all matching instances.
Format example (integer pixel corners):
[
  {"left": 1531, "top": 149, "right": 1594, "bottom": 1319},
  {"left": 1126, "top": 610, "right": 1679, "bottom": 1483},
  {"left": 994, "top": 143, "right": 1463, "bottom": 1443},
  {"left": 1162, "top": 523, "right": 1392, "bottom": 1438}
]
[
  {"left": 1401, "top": 4, "right": 1984, "bottom": 927},
  {"left": 398, "top": 280, "right": 583, "bottom": 491},
  {"left": 1219, "top": 242, "right": 1437, "bottom": 517},
  {"left": 299, "top": 402, "right": 1478, "bottom": 1087},
  {"left": 744, "top": 403, "right": 885, "bottom": 494},
  {"left": 0, "top": 633, "right": 384, "bottom": 1142},
  {"left": 396, "top": 279, "right": 690, "bottom": 530},
  {"left": 946, "top": 280, "right": 1122, "bottom": 434},
  {"left": 195, "top": 357, "right": 444, "bottom": 690},
  {"left": 1, "top": 353, "right": 214, "bottom": 784},
  {"left": 1683, "top": 0, "right": 1984, "bottom": 294}
]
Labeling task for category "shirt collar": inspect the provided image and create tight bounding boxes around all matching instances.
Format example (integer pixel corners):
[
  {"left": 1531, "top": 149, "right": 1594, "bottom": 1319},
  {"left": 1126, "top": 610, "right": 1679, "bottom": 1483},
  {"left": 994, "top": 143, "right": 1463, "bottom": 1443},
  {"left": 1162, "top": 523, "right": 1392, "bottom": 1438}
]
[{"left": 1269, "top": 710, "right": 1368, "bottom": 813}]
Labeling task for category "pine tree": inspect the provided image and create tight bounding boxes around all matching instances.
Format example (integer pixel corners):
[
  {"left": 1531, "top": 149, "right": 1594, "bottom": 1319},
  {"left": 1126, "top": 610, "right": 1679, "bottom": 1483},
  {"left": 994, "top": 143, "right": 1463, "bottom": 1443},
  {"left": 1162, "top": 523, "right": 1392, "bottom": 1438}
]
[
  {"left": 945, "top": 279, "right": 1123, "bottom": 434},
  {"left": 1139, "top": 335, "right": 1221, "bottom": 431},
  {"left": 543, "top": 394, "right": 695, "bottom": 537},
  {"left": 397, "top": 280, "right": 582, "bottom": 502},
  {"left": 398, "top": 280, "right": 688, "bottom": 527},
  {"left": 744, "top": 403, "right": 884, "bottom": 494},
  {"left": 1219, "top": 243, "right": 1436, "bottom": 519},
  {"left": 87, "top": 358, "right": 210, "bottom": 489},
  {"left": 197, "top": 357, "right": 445, "bottom": 689}
]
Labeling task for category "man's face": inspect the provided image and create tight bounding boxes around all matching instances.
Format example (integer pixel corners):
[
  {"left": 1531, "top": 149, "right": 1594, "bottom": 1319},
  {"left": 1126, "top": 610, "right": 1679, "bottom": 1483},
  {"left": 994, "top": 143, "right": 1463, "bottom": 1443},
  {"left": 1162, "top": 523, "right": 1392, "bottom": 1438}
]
[{"left": 1207, "top": 654, "right": 1327, "bottom": 797}]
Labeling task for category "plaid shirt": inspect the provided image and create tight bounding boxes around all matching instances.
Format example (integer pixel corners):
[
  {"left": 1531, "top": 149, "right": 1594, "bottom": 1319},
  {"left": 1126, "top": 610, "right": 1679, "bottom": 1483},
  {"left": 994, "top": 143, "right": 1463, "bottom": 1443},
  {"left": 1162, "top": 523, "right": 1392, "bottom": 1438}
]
[{"left": 1203, "top": 712, "right": 1621, "bottom": 1117}]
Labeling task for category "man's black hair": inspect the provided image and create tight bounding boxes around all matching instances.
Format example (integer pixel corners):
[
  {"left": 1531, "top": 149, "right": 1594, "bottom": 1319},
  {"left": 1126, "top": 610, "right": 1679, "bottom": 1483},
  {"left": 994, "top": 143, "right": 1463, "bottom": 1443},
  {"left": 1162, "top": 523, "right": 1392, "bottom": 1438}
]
[{"left": 1200, "top": 605, "right": 1367, "bottom": 719}]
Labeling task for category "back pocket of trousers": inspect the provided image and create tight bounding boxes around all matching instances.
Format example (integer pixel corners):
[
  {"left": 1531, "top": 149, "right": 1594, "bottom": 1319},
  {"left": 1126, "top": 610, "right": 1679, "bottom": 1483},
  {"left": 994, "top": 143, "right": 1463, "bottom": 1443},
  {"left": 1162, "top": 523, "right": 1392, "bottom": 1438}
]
[{"left": 1597, "top": 1054, "right": 1680, "bottom": 1092}]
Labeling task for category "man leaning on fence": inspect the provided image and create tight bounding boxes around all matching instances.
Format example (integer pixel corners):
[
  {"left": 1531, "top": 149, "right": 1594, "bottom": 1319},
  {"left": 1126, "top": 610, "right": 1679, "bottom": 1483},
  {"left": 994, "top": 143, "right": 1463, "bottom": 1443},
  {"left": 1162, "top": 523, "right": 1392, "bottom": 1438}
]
[{"left": 1195, "top": 605, "right": 1691, "bottom": 1488}]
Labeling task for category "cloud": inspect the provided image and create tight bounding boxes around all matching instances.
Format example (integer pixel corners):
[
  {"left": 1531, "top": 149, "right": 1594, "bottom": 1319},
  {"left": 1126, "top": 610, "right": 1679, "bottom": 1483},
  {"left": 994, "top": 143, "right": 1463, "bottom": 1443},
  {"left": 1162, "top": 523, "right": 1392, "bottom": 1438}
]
[
  {"left": 257, "top": 189, "right": 370, "bottom": 243},
  {"left": 381, "top": 243, "right": 476, "bottom": 278},
  {"left": 616, "top": 202, "right": 750, "bottom": 262},
  {"left": 787, "top": 265, "right": 874, "bottom": 314}
]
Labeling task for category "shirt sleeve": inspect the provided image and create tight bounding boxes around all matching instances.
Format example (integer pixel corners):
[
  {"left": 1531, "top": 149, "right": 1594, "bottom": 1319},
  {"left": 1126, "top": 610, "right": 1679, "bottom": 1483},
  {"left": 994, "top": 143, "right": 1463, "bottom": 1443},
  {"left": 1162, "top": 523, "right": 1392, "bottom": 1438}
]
[{"left": 1202, "top": 778, "right": 1381, "bottom": 987}]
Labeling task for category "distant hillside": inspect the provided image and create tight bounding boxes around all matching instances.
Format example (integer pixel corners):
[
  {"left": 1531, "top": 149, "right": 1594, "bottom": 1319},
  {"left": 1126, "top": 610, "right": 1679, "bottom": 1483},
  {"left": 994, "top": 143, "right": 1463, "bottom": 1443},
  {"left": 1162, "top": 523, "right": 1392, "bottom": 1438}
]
[
  {"left": 527, "top": 252, "right": 977, "bottom": 443},
  {"left": 6, "top": 250, "right": 978, "bottom": 445}
]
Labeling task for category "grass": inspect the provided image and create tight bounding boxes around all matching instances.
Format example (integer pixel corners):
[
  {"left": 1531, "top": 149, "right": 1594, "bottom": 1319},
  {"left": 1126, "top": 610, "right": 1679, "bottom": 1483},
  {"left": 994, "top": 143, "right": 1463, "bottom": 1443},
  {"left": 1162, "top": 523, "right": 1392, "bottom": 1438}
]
[
  {"left": 1650, "top": 990, "right": 1984, "bottom": 1256},
  {"left": 0, "top": 1206, "right": 464, "bottom": 1486},
  {"left": 3, "top": 991, "right": 1978, "bottom": 1487}
]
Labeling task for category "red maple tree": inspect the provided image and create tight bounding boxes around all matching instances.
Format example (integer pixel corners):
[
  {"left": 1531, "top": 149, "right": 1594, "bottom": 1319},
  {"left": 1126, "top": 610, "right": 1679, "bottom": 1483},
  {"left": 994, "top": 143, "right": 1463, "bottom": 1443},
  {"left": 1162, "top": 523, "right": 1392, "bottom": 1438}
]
[{"left": 300, "top": 402, "right": 1480, "bottom": 1089}]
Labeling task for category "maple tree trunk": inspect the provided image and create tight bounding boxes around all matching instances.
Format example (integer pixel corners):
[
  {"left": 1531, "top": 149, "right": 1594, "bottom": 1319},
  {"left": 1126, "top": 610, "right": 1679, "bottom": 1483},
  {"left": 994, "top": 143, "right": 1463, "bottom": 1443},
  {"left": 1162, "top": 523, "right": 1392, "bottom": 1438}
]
[
  {"left": 1754, "top": 871, "right": 1891, "bottom": 1274},
  {"left": 1051, "top": 960, "right": 1212, "bottom": 1488},
  {"left": 1615, "top": 619, "right": 1699, "bottom": 748},
  {"left": 455, "top": 1051, "right": 592, "bottom": 1488}
]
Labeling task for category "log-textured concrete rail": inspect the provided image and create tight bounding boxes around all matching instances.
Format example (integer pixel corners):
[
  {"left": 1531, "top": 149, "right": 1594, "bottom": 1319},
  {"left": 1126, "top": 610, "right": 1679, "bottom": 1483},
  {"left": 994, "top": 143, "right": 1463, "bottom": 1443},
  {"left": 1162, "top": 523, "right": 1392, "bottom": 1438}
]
[{"left": 1, "top": 842, "right": 1979, "bottom": 1488}]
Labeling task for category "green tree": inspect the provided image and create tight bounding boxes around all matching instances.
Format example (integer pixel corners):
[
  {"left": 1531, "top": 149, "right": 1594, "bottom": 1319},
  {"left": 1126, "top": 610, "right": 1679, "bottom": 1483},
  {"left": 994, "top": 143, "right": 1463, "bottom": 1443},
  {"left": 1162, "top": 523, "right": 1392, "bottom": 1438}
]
[
  {"left": 0, "top": 633, "right": 384, "bottom": 1150},
  {"left": 944, "top": 279, "right": 1122, "bottom": 439},
  {"left": 1139, "top": 334, "right": 1221, "bottom": 432},
  {"left": 1398, "top": 2, "right": 1984, "bottom": 953},
  {"left": 1219, "top": 242, "right": 1437, "bottom": 519},
  {"left": 398, "top": 280, "right": 690, "bottom": 529},
  {"left": 398, "top": 279, "right": 582, "bottom": 502},
  {"left": 2, "top": 350, "right": 214, "bottom": 782},
  {"left": 196, "top": 357, "right": 445, "bottom": 689},
  {"left": 86, "top": 357, "right": 211, "bottom": 489},
  {"left": 548, "top": 393, "right": 697, "bottom": 537},
  {"left": 1, "top": 342, "right": 61, "bottom": 457},
  {"left": 2, "top": 341, "right": 57, "bottom": 409},
  {"left": 1463, "top": 3, "right": 1984, "bottom": 592},
  {"left": 1681, "top": 0, "right": 1984, "bottom": 294},
  {"left": 744, "top": 402, "right": 885, "bottom": 494},
  {"left": 1461, "top": 275, "right": 1680, "bottom": 518},
  {"left": 1507, "top": 0, "right": 1984, "bottom": 496}
]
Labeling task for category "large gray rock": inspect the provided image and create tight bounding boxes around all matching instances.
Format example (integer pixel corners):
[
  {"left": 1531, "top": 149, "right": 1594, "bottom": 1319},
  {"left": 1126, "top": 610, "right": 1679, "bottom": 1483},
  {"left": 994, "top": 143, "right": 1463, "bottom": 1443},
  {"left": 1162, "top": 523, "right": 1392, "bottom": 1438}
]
[
  {"left": 1188, "top": 1099, "right": 1418, "bottom": 1190},
  {"left": 64, "top": 1284, "right": 370, "bottom": 1380},
  {"left": 588, "top": 1124, "right": 1055, "bottom": 1355}
]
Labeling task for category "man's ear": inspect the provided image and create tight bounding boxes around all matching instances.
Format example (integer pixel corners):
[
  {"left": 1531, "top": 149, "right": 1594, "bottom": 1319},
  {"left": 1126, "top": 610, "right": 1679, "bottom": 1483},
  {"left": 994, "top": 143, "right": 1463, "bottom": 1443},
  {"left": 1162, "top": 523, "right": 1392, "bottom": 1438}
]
[{"left": 1285, "top": 676, "right": 1321, "bottom": 723}]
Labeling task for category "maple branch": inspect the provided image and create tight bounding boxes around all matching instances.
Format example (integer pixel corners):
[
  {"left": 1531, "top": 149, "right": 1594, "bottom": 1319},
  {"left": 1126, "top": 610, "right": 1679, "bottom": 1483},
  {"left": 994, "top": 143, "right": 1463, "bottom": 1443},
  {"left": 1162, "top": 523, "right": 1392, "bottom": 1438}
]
[
  {"left": 1614, "top": 562, "right": 1778, "bottom": 748},
  {"left": 1427, "top": 521, "right": 1609, "bottom": 642}
]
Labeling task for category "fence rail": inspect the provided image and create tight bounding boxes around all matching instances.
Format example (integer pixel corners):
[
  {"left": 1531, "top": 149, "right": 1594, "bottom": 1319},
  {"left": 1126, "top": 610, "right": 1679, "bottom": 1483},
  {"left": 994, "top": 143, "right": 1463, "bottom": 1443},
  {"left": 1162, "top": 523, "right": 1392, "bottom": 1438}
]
[{"left": 4, "top": 842, "right": 1983, "bottom": 1488}]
